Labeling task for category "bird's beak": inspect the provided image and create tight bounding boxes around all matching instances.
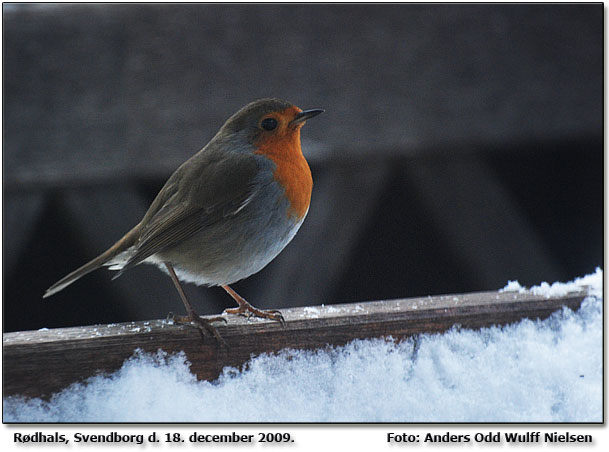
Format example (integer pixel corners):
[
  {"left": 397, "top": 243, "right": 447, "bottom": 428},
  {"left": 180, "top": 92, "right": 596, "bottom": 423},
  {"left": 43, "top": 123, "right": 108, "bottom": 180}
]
[{"left": 291, "top": 108, "right": 324, "bottom": 125}]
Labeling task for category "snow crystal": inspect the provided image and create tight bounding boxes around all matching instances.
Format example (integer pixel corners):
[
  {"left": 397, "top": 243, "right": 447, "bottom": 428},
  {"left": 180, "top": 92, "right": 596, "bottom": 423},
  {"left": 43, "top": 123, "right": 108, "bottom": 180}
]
[
  {"left": 500, "top": 280, "right": 526, "bottom": 293},
  {"left": 501, "top": 267, "right": 602, "bottom": 298},
  {"left": 3, "top": 270, "right": 602, "bottom": 423}
]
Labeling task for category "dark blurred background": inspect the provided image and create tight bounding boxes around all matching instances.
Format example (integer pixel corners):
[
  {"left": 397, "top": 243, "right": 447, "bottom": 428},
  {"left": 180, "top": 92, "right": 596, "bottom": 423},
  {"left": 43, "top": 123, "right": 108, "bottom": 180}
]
[{"left": 2, "top": 3, "right": 603, "bottom": 332}]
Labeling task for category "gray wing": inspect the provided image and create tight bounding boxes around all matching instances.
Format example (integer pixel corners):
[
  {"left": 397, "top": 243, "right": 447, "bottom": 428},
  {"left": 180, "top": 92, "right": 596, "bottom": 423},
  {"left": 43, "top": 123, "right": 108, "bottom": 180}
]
[{"left": 114, "top": 149, "right": 259, "bottom": 277}]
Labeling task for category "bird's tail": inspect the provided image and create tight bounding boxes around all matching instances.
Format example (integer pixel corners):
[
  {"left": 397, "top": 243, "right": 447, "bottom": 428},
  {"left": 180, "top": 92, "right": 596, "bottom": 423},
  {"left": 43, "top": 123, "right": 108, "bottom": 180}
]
[{"left": 43, "top": 223, "right": 142, "bottom": 298}]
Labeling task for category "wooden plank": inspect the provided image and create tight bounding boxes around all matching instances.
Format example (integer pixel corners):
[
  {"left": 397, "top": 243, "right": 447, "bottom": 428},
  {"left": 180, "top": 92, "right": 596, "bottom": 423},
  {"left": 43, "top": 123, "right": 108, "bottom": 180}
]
[
  {"left": 254, "top": 162, "right": 391, "bottom": 308},
  {"left": 3, "top": 289, "right": 589, "bottom": 399},
  {"left": 3, "top": 5, "right": 602, "bottom": 189},
  {"left": 60, "top": 187, "right": 182, "bottom": 319},
  {"left": 2, "top": 192, "right": 45, "bottom": 271},
  {"left": 404, "top": 154, "right": 563, "bottom": 287}
]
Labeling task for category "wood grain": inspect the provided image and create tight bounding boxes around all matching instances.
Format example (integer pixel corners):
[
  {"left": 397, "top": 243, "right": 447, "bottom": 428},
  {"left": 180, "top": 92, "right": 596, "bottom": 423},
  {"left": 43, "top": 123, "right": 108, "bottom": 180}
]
[{"left": 3, "top": 289, "right": 590, "bottom": 399}]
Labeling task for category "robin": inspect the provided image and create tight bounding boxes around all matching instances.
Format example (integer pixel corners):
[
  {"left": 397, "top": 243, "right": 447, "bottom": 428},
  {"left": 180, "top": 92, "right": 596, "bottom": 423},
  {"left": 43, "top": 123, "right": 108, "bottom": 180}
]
[{"left": 44, "top": 98, "right": 324, "bottom": 344}]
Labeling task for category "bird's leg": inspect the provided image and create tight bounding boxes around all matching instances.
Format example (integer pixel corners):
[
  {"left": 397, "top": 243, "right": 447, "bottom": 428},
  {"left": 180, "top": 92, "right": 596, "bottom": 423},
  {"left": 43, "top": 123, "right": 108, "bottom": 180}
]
[
  {"left": 164, "top": 262, "right": 227, "bottom": 346},
  {"left": 222, "top": 285, "right": 285, "bottom": 325}
]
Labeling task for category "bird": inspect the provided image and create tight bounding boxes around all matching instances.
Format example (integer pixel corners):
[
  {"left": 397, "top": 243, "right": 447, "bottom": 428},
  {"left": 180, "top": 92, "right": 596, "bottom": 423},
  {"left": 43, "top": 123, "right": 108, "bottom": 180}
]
[{"left": 44, "top": 98, "right": 324, "bottom": 344}]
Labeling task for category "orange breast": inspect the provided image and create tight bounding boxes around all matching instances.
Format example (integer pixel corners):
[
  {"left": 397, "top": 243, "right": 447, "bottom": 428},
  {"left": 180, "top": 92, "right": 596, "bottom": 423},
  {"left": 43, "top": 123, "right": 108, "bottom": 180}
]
[{"left": 255, "top": 122, "right": 313, "bottom": 220}]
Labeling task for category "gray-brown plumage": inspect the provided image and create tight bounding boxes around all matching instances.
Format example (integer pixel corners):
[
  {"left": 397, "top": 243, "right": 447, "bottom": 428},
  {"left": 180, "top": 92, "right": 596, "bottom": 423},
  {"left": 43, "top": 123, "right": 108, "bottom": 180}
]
[{"left": 44, "top": 98, "right": 324, "bottom": 344}]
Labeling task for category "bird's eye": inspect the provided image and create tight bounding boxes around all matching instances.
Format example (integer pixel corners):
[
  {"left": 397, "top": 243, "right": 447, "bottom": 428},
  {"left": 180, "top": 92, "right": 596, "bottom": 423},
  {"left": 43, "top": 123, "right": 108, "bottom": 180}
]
[{"left": 260, "top": 117, "right": 278, "bottom": 131}]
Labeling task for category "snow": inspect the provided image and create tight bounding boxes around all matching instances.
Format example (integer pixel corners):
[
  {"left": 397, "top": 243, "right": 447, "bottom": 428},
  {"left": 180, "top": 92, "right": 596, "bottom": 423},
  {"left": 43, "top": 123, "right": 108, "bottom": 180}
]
[
  {"left": 3, "top": 270, "right": 602, "bottom": 423},
  {"left": 501, "top": 267, "right": 603, "bottom": 299}
]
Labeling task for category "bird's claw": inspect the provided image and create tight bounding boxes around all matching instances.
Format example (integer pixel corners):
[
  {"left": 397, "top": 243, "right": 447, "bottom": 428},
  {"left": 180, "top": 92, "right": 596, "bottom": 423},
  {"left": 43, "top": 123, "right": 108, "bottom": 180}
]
[
  {"left": 208, "top": 315, "right": 228, "bottom": 324},
  {"left": 267, "top": 310, "right": 285, "bottom": 326},
  {"left": 223, "top": 306, "right": 285, "bottom": 326},
  {"left": 170, "top": 312, "right": 228, "bottom": 348}
]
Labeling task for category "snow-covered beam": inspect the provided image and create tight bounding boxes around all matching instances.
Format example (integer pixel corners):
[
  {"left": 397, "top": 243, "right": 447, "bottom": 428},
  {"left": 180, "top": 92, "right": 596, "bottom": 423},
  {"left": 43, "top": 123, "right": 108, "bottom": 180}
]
[{"left": 3, "top": 288, "right": 589, "bottom": 399}]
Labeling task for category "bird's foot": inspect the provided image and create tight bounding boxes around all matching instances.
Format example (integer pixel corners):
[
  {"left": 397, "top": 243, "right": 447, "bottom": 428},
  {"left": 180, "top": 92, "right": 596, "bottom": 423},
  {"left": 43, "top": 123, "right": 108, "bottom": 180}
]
[
  {"left": 172, "top": 313, "right": 228, "bottom": 347},
  {"left": 223, "top": 303, "right": 285, "bottom": 325},
  {"left": 221, "top": 284, "right": 285, "bottom": 325}
]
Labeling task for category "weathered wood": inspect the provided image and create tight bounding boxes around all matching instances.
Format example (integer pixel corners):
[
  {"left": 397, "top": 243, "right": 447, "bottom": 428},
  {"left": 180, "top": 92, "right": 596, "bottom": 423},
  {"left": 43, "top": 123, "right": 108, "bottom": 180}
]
[
  {"left": 3, "top": 289, "right": 589, "bottom": 399},
  {"left": 256, "top": 162, "right": 391, "bottom": 307},
  {"left": 61, "top": 187, "right": 181, "bottom": 319},
  {"left": 404, "top": 154, "right": 562, "bottom": 286},
  {"left": 3, "top": 4, "right": 602, "bottom": 189}
]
